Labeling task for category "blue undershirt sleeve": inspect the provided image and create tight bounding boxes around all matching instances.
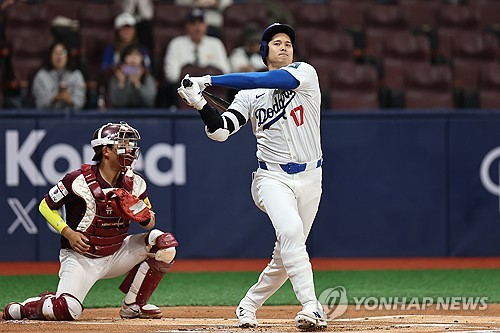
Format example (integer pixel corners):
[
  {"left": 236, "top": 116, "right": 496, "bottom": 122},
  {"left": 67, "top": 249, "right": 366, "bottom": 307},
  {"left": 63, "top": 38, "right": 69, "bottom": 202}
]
[{"left": 211, "top": 69, "right": 299, "bottom": 90}]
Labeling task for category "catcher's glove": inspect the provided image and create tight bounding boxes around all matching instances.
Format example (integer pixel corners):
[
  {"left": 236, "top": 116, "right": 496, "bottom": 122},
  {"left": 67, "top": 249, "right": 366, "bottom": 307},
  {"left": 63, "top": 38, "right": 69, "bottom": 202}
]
[{"left": 106, "top": 188, "right": 152, "bottom": 224}]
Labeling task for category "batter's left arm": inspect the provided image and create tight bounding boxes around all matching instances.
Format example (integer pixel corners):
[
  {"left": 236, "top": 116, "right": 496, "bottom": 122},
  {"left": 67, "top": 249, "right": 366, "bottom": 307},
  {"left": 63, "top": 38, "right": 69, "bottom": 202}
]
[{"left": 197, "top": 104, "right": 246, "bottom": 142}]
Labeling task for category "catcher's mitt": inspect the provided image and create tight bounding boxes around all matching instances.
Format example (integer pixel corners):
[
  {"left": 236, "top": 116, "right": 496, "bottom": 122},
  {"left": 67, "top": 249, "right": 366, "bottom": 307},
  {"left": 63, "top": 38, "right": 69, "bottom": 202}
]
[{"left": 106, "top": 188, "right": 151, "bottom": 223}]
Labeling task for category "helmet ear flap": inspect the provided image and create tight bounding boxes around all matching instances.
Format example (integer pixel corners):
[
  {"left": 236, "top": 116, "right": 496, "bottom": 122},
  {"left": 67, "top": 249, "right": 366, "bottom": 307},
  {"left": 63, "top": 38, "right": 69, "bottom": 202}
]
[{"left": 260, "top": 40, "right": 268, "bottom": 65}]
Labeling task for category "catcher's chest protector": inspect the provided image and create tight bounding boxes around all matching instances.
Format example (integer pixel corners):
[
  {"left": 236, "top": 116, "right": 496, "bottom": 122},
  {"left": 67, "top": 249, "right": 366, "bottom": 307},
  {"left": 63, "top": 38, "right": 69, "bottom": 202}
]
[{"left": 80, "top": 164, "right": 134, "bottom": 257}]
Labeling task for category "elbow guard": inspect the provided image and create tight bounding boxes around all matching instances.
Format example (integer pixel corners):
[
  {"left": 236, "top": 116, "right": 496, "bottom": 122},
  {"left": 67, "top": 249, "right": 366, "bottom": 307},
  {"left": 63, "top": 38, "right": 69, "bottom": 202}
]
[
  {"left": 205, "top": 126, "right": 230, "bottom": 142},
  {"left": 205, "top": 115, "right": 230, "bottom": 141}
]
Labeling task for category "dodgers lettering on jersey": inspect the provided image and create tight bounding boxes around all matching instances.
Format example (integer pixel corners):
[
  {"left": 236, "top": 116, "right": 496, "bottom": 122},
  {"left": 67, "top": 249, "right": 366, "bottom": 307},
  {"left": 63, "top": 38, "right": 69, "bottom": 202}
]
[{"left": 230, "top": 62, "right": 323, "bottom": 164}]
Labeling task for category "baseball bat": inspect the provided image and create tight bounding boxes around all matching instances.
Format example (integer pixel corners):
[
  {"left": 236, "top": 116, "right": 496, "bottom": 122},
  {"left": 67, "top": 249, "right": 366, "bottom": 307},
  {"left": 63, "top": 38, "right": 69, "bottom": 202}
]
[{"left": 182, "top": 78, "right": 230, "bottom": 112}]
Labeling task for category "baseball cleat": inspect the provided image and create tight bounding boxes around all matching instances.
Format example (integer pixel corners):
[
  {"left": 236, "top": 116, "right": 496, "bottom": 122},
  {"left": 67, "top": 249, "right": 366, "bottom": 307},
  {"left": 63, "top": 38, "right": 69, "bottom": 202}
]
[
  {"left": 119, "top": 301, "right": 162, "bottom": 319},
  {"left": 295, "top": 305, "right": 327, "bottom": 330},
  {"left": 3, "top": 302, "right": 23, "bottom": 320},
  {"left": 235, "top": 306, "right": 258, "bottom": 328}
]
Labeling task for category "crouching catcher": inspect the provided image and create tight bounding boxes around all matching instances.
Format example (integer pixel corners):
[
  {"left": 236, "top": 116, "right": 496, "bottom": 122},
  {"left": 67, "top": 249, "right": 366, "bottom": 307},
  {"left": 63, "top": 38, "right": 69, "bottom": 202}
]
[{"left": 2, "top": 122, "right": 178, "bottom": 321}]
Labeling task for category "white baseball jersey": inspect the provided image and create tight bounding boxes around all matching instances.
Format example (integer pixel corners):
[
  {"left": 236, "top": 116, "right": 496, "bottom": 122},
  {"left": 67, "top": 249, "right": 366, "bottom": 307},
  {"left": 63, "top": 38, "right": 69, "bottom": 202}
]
[{"left": 229, "top": 62, "right": 322, "bottom": 164}]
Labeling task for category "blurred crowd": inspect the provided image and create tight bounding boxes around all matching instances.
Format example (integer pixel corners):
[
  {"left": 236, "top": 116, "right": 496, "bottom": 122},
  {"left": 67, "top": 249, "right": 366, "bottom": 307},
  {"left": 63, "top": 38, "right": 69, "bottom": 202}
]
[{"left": 0, "top": 0, "right": 499, "bottom": 111}]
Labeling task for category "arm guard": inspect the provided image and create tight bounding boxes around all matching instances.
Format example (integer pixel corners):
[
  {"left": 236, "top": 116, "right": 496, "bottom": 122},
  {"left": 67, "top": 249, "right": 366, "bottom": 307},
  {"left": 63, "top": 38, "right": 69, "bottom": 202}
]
[
  {"left": 198, "top": 104, "right": 246, "bottom": 142},
  {"left": 39, "top": 198, "right": 68, "bottom": 234}
]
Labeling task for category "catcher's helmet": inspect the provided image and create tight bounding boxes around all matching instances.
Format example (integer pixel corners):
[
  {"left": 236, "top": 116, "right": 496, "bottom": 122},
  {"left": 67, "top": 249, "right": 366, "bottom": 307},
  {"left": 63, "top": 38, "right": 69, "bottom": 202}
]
[
  {"left": 91, "top": 121, "right": 141, "bottom": 168},
  {"left": 260, "top": 23, "right": 295, "bottom": 65}
]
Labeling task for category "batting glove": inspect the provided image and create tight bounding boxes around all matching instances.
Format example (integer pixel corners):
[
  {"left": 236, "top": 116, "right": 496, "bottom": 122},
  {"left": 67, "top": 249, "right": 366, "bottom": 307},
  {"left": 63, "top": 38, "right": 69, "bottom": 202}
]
[
  {"left": 177, "top": 81, "right": 207, "bottom": 110},
  {"left": 188, "top": 74, "right": 212, "bottom": 92}
]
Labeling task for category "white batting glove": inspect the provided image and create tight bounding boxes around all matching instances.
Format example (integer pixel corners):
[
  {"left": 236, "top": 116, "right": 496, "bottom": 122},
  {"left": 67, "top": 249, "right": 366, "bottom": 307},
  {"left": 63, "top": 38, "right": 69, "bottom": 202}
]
[
  {"left": 189, "top": 74, "right": 212, "bottom": 92},
  {"left": 177, "top": 80, "right": 207, "bottom": 110}
]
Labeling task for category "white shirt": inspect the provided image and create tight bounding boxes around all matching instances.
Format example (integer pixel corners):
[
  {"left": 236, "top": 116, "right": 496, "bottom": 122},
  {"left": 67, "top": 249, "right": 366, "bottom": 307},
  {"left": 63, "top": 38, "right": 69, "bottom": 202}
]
[
  {"left": 164, "top": 35, "right": 230, "bottom": 83},
  {"left": 229, "top": 62, "right": 322, "bottom": 164},
  {"left": 229, "top": 46, "right": 267, "bottom": 73}
]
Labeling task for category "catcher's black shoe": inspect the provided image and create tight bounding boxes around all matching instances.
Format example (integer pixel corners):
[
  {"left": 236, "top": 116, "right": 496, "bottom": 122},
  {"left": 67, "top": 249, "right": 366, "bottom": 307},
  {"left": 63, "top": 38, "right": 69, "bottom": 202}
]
[{"left": 119, "top": 301, "right": 162, "bottom": 319}]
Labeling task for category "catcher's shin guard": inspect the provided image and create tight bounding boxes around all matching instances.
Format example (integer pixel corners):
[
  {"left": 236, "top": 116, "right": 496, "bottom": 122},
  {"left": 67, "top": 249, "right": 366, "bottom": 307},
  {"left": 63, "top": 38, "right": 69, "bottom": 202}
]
[
  {"left": 136, "top": 231, "right": 177, "bottom": 306},
  {"left": 3, "top": 292, "right": 54, "bottom": 320},
  {"left": 119, "top": 231, "right": 177, "bottom": 311},
  {"left": 2, "top": 291, "right": 81, "bottom": 321}
]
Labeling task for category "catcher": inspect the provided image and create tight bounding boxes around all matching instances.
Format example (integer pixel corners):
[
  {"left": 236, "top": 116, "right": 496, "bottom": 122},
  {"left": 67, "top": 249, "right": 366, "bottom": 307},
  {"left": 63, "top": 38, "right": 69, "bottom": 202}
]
[{"left": 2, "top": 121, "right": 178, "bottom": 321}]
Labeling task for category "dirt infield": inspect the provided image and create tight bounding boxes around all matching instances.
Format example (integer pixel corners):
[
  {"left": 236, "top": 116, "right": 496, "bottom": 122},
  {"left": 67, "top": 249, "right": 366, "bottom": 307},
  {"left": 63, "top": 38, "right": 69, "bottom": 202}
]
[
  {"left": 2, "top": 258, "right": 500, "bottom": 333},
  {"left": 2, "top": 305, "right": 500, "bottom": 333}
]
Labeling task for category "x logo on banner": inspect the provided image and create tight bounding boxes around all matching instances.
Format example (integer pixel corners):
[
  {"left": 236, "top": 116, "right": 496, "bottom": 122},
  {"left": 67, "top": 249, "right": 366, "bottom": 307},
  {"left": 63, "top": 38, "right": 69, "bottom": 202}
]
[{"left": 7, "top": 198, "right": 38, "bottom": 234}]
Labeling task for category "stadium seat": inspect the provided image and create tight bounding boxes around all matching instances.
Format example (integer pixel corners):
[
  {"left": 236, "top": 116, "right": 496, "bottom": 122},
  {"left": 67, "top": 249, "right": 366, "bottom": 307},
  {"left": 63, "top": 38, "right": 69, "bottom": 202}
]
[
  {"left": 78, "top": 2, "right": 120, "bottom": 29},
  {"left": 307, "top": 31, "right": 354, "bottom": 61},
  {"left": 382, "top": 32, "right": 432, "bottom": 91},
  {"left": 8, "top": 32, "right": 52, "bottom": 86},
  {"left": 222, "top": 3, "right": 268, "bottom": 30},
  {"left": 400, "top": 0, "right": 441, "bottom": 30},
  {"left": 364, "top": 5, "right": 408, "bottom": 59},
  {"left": 152, "top": 27, "right": 184, "bottom": 79},
  {"left": 309, "top": 58, "right": 355, "bottom": 110},
  {"left": 437, "top": 5, "right": 481, "bottom": 59},
  {"left": 154, "top": 3, "right": 192, "bottom": 29},
  {"left": 328, "top": 0, "right": 371, "bottom": 30},
  {"left": 451, "top": 32, "right": 499, "bottom": 91},
  {"left": 222, "top": 3, "right": 268, "bottom": 54},
  {"left": 479, "top": 63, "right": 500, "bottom": 109},
  {"left": 329, "top": 63, "right": 379, "bottom": 111},
  {"left": 294, "top": 3, "right": 337, "bottom": 32},
  {"left": 45, "top": 0, "right": 82, "bottom": 22},
  {"left": 4, "top": 2, "right": 49, "bottom": 43},
  {"left": 471, "top": 1, "right": 500, "bottom": 34},
  {"left": 405, "top": 64, "right": 454, "bottom": 109},
  {"left": 79, "top": 28, "right": 114, "bottom": 82}
]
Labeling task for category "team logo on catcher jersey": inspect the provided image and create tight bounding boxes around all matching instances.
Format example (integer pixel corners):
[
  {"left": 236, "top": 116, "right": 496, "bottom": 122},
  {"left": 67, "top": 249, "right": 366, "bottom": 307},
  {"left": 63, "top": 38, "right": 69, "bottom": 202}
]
[
  {"left": 256, "top": 90, "right": 296, "bottom": 130},
  {"left": 48, "top": 181, "right": 69, "bottom": 203}
]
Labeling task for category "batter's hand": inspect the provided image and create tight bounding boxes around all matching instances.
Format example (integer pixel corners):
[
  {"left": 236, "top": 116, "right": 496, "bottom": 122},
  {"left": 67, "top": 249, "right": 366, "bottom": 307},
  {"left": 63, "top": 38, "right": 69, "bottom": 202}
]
[
  {"left": 177, "top": 79, "right": 207, "bottom": 110},
  {"left": 188, "top": 74, "right": 212, "bottom": 92},
  {"left": 62, "top": 228, "right": 90, "bottom": 254}
]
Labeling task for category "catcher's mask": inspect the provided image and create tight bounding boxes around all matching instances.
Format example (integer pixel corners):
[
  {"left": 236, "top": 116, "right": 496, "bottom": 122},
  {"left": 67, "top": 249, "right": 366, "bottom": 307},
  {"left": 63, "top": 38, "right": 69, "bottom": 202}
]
[
  {"left": 259, "top": 23, "right": 295, "bottom": 66},
  {"left": 91, "top": 121, "right": 141, "bottom": 169}
]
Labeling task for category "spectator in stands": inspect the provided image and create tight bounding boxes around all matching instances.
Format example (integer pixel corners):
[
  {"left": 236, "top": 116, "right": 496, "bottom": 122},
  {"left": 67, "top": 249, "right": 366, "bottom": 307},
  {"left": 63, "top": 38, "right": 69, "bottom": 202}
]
[
  {"left": 175, "top": 0, "right": 233, "bottom": 39},
  {"left": 108, "top": 43, "right": 156, "bottom": 108},
  {"left": 115, "top": 0, "right": 154, "bottom": 52},
  {"left": 229, "top": 23, "right": 266, "bottom": 73},
  {"left": 101, "top": 12, "right": 151, "bottom": 74},
  {"left": 160, "top": 7, "right": 229, "bottom": 107},
  {"left": 32, "top": 41, "right": 86, "bottom": 111}
]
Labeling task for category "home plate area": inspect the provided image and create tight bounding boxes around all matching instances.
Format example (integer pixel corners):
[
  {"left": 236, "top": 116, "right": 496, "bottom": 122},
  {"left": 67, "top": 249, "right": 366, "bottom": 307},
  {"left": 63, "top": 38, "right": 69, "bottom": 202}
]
[{"left": 2, "top": 305, "right": 500, "bottom": 333}]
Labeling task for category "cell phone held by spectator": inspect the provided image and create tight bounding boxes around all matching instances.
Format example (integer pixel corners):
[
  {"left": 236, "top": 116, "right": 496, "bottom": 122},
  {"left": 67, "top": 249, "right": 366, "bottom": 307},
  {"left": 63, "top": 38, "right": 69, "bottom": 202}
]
[{"left": 122, "top": 65, "right": 140, "bottom": 76}]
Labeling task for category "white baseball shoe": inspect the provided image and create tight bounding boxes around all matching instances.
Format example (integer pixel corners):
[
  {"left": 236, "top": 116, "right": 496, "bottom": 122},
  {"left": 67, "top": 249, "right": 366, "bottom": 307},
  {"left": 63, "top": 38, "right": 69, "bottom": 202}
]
[
  {"left": 295, "top": 302, "right": 328, "bottom": 330},
  {"left": 119, "top": 301, "right": 162, "bottom": 319},
  {"left": 235, "top": 306, "right": 258, "bottom": 328}
]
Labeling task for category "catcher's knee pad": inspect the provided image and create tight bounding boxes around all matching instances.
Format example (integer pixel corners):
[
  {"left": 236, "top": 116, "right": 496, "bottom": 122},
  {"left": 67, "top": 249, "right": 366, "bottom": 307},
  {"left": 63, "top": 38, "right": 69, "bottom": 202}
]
[
  {"left": 147, "top": 229, "right": 178, "bottom": 267},
  {"left": 47, "top": 293, "right": 83, "bottom": 321}
]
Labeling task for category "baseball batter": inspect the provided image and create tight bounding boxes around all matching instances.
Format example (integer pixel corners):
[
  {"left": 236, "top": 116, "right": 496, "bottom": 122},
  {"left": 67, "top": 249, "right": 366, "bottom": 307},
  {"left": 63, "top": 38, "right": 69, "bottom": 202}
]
[
  {"left": 178, "top": 23, "right": 327, "bottom": 330},
  {"left": 2, "top": 122, "right": 178, "bottom": 321}
]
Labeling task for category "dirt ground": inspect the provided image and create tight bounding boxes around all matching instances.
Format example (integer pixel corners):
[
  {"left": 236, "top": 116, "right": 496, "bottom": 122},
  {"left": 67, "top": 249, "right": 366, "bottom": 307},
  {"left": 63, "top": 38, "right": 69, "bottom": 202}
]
[
  {"left": 2, "top": 304, "right": 500, "bottom": 333},
  {"left": 2, "top": 258, "right": 500, "bottom": 333}
]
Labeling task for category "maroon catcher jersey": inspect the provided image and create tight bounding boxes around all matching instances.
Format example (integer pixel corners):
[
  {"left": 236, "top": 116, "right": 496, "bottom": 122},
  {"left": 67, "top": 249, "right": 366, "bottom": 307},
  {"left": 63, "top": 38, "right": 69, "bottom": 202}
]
[{"left": 44, "top": 164, "right": 148, "bottom": 250}]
